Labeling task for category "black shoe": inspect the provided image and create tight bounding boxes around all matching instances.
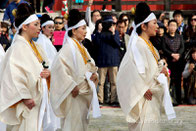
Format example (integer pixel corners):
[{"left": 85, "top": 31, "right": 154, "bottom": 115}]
[
  {"left": 172, "top": 103, "right": 179, "bottom": 106},
  {"left": 99, "top": 102, "right": 103, "bottom": 107},
  {"left": 110, "top": 102, "right": 120, "bottom": 107}
]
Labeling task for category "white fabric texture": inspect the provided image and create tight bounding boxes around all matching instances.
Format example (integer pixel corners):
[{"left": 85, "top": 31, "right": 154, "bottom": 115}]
[
  {"left": 157, "top": 74, "right": 176, "bottom": 120},
  {"left": 41, "top": 20, "right": 54, "bottom": 27},
  {"left": 38, "top": 78, "right": 50, "bottom": 131},
  {"left": 66, "top": 37, "right": 101, "bottom": 119},
  {"left": 0, "top": 45, "right": 6, "bottom": 131},
  {"left": 37, "top": 33, "right": 57, "bottom": 66},
  {"left": 127, "top": 13, "right": 156, "bottom": 74},
  {"left": 86, "top": 72, "right": 101, "bottom": 119}
]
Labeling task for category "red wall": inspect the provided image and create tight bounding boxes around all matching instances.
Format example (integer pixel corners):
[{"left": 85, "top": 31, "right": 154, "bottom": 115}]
[{"left": 53, "top": 0, "right": 196, "bottom": 12}]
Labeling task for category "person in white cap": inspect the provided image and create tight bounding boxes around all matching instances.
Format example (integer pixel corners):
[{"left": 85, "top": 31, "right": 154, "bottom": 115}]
[
  {"left": 117, "top": 2, "right": 176, "bottom": 131},
  {"left": 0, "top": 3, "right": 51, "bottom": 131},
  {"left": 50, "top": 9, "right": 100, "bottom": 131}
]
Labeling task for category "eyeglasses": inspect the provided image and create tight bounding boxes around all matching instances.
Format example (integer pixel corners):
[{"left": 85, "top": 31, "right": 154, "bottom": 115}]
[
  {"left": 191, "top": 18, "right": 196, "bottom": 22},
  {"left": 55, "top": 22, "right": 63, "bottom": 25}
]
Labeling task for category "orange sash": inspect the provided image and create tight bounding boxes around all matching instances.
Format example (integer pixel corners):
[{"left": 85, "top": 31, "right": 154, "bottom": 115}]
[
  {"left": 72, "top": 38, "right": 90, "bottom": 64},
  {"left": 140, "top": 36, "right": 159, "bottom": 64}
]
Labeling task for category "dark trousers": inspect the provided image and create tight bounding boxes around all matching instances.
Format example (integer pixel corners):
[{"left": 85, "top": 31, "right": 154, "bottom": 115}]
[
  {"left": 169, "top": 59, "right": 185, "bottom": 104},
  {"left": 29, "top": 0, "right": 40, "bottom": 12}
]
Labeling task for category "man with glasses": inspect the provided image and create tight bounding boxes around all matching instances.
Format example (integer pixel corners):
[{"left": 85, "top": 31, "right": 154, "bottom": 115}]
[
  {"left": 54, "top": 16, "right": 65, "bottom": 31},
  {"left": 53, "top": 16, "right": 65, "bottom": 51}
]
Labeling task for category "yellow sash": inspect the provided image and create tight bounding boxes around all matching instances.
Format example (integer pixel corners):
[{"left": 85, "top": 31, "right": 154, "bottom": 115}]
[
  {"left": 72, "top": 38, "right": 90, "bottom": 64},
  {"left": 27, "top": 40, "right": 51, "bottom": 90},
  {"left": 27, "top": 40, "right": 43, "bottom": 63},
  {"left": 140, "top": 36, "right": 159, "bottom": 64}
]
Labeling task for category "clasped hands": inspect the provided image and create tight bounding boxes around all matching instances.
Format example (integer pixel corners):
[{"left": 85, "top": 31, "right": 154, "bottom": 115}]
[
  {"left": 71, "top": 73, "right": 99, "bottom": 98},
  {"left": 22, "top": 69, "right": 51, "bottom": 110}
]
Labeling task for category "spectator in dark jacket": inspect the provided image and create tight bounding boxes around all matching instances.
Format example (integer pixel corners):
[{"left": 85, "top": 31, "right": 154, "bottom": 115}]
[
  {"left": 93, "top": 16, "right": 121, "bottom": 105},
  {"left": 162, "top": 19, "right": 184, "bottom": 105}
]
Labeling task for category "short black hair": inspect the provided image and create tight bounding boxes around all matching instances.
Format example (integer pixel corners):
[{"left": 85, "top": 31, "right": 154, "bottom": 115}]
[
  {"left": 54, "top": 16, "right": 63, "bottom": 22},
  {"left": 117, "top": 20, "right": 126, "bottom": 26},
  {"left": 173, "top": 10, "right": 183, "bottom": 18},
  {"left": 119, "top": 13, "right": 130, "bottom": 22},
  {"left": 92, "top": 10, "right": 101, "bottom": 18},
  {"left": 111, "top": 12, "right": 118, "bottom": 19},
  {"left": 168, "top": 19, "right": 177, "bottom": 26}
]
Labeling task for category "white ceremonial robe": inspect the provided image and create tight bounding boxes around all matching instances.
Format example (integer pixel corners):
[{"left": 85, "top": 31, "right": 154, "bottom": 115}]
[
  {"left": 0, "top": 44, "right": 6, "bottom": 131},
  {"left": 37, "top": 33, "right": 61, "bottom": 131},
  {"left": 37, "top": 33, "right": 57, "bottom": 65},
  {"left": 50, "top": 38, "right": 97, "bottom": 131},
  {"left": 0, "top": 35, "right": 49, "bottom": 131},
  {"left": 117, "top": 37, "right": 164, "bottom": 131}
]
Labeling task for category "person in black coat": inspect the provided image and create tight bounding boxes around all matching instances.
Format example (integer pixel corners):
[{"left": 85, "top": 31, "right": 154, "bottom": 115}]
[{"left": 92, "top": 16, "right": 121, "bottom": 105}]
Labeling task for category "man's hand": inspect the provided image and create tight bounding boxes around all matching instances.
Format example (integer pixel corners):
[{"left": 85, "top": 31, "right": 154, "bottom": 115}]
[
  {"left": 144, "top": 89, "right": 152, "bottom": 101},
  {"left": 40, "top": 69, "right": 50, "bottom": 79},
  {"left": 88, "top": 0, "right": 93, "bottom": 6},
  {"left": 109, "top": 26, "right": 115, "bottom": 35},
  {"left": 161, "top": 66, "right": 168, "bottom": 76},
  {"left": 22, "top": 99, "right": 35, "bottom": 110},
  {"left": 71, "top": 86, "right": 79, "bottom": 98},
  {"left": 189, "top": 63, "right": 195, "bottom": 73},
  {"left": 171, "top": 53, "right": 180, "bottom": 61},
  {"left": 90, "top": 73, "right": 99, "bottom": 86}
]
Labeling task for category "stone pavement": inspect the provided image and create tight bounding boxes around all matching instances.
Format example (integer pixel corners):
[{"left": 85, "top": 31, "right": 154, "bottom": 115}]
[
  {"left": 6, "top": 105, "right": 196, "bottom": 131},
  {"left": 87, "top": 105, "right": 196, "bottom": 131}
]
